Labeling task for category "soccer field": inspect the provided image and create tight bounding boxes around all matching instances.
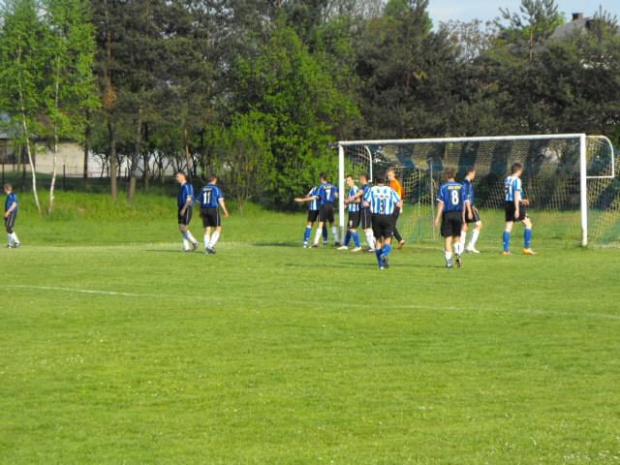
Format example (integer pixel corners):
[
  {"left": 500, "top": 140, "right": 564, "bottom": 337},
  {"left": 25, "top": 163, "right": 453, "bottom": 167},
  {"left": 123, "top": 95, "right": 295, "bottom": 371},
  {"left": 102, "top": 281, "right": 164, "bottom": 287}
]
[{"left": 1, "top": 198, "right": 620, "bottom": 464}]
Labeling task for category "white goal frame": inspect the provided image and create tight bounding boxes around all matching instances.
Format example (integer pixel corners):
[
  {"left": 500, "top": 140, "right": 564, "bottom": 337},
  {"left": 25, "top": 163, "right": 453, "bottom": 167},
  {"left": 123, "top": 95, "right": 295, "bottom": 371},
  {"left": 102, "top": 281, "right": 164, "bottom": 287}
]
[{"left": 337, "top": 134, "right": 615, "bottom": 247}]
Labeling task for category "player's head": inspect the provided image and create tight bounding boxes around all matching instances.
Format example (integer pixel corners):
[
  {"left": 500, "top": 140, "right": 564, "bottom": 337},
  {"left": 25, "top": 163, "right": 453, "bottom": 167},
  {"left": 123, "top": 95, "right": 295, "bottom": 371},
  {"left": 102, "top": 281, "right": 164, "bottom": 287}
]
[
  {"left": 375, "top": 174, "right": 386, "bottom": 185},
  {"left": 359, "top": 173, "right": 369, "bottom": 184},
  {"left": 444, "top": 168, "right": 456, "bottom": 181},
  {"left": 386, "top": 168, "right": 397, "bottom": 181},
  {"left": 3, "top": 184, "right": 12, "bottom": 194},
  {"left": 319, "top": 173, "right": 328, "bottom": 183},
  {"left": 465, "top": 166, "right": 476, "bottom": 180},
  {"left": 175, "top": 171, "right": 187, "bottom": 184},
  {"left": 208, "top": 174, "right": 218, "bottom": 184},
  {"left": 511, "top": 163, "right": 523, "bottom": 177},
  {"left": 346, "top": 174, "right": 355, "bottom": 187}
]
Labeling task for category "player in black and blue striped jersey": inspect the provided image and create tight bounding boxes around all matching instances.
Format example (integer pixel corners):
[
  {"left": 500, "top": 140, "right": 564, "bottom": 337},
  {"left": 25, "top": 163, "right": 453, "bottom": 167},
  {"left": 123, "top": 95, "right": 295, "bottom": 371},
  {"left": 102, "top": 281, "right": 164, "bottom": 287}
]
[
  {"left": 339, "top": 175, "right": 362, "bottom": 252},
  {"left": 295, "top": 185, "right": 328, "bottom": 248},
  {"left": 461, "top": 167, "right": 483, "bottom": 254},
  {"left": 175, "top": 171, "right": 199, "bottom": 252},
  {"left": 347, "top": 174, "right": 376, "bottom": 252},
  {"left": 434, "top": 168, "right": 468, "bottom": 268},
  {"left": 503, "top": 163, "right": 535, "bottom": 256},
  {"left": 4, "top": 184, "right": 20, "bottom": 248},
  {"left": 310, "top": 173, "right": 340, "bottom": 248},
  {"left": 363, "top": 174, "right": 402, "bottom": 270}
]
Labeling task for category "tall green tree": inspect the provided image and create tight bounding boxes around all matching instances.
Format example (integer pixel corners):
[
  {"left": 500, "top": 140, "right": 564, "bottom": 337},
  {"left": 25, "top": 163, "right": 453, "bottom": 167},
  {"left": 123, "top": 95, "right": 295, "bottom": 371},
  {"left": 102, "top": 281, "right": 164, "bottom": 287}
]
[
  {"left": 0, "top": 0, "right": 45, "bottom": 213},
  {"left": 42, "top": 0, "right": 98, "bottom": 214}
]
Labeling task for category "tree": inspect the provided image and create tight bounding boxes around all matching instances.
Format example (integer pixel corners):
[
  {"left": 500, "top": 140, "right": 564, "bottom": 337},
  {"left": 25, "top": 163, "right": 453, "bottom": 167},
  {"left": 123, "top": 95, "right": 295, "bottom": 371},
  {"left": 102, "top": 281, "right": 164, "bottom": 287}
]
[
  {"left": 42, "top": 0, "right": 98, "bottom": 214},
  {"left": 0, "top": 0, "right": 45, "bottom": 214}
]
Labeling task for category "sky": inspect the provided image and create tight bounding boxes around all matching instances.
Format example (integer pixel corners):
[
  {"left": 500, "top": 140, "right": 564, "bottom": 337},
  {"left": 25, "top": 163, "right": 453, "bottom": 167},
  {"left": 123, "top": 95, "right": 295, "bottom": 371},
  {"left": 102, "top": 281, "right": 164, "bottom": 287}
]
[{"left": 426, "top": 0, "right": 620, "bottom": 25}]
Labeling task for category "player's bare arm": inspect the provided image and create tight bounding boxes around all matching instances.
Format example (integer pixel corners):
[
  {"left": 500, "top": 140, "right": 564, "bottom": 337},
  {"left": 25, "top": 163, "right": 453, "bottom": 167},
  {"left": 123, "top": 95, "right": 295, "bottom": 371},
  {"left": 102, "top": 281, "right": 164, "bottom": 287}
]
[
  {"left": 514, "top": 190, "right": 521, "bottom": 219},
  {"left": 5, "top": 201, "right": 17, "bottom": 218},
  {"left": 219, "top": 198, "right": 230, "bottom": 218},
  {"left": 434, "top": 201, "right": 444, "bottom": 229},
  {"left": 181, "top": 196, "right": 192, "bottom": 216},
  {"left": 294, "top": 196, "right": 316, "bottom": 203}
]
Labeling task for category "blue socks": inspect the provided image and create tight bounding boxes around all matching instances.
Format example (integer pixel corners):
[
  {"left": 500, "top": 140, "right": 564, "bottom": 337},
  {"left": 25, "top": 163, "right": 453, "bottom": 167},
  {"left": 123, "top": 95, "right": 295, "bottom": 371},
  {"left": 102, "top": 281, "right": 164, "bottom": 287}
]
[
  {"left": 303, "top": 226, "right": 312, "bottom": 243},
  {"left": 344, "top": 231, "right": 351, "bottom": 246},
  {"left": 375, "top": 248, "right": 383, "bottom": 266},
  {"left": 353, "top": 232, "right": 360, "bottom": 248},
  {"left": 503, "top": 231, "right": 511, "bottom": 252},
  {"left": 322, "top": 227, "right": 328, "bottom": 241},
  {"left": 383, "top": 244, "right": 392, "bottom": 257},
  {"left": 524, "top": 229, "right": 532, "bottom": 249}
]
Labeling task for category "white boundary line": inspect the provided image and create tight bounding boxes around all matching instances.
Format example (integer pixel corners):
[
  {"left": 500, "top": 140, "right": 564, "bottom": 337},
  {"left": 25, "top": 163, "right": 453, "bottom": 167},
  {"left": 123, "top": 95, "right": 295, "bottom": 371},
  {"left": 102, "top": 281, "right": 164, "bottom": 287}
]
[{"left": 4, "top": 285, "right": 620, "bottom": 322}]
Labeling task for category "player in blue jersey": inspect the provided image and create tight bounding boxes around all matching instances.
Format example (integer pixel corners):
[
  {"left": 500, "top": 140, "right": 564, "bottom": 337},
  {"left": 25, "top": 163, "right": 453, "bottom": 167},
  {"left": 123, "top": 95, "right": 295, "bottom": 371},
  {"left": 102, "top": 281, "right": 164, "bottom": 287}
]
[
  {"left": 339, "top": 175, "right": 362, "bottom": 252},
  {"left": 434, "top": 169, "right": 468, "bottom": 268},
  {"left": 4, "top": 184, "right": 21, "bottom": 248},
  {"left": 175, "top": 171, "right": 199, "bottom": 252},
  {"left": 363, "top": 174, "right": 402, "bottom": 270},
  {"left": 197, "top": 174, "right": 230, "bottom": 254},
  {"left": 503, "top": 163, "right": 535, "bottom": 256},
  {"left": 461, "top": 167, "right": 483, "bottom": 254},
  {"left": 311, "top": 173, "right": 340, "bottom": 248},
  {"left": 295, "top": 185, "right": 328, "bottom": 248},
  {"left": 348, "top": 174, "right": 376, "bottom": 252}
]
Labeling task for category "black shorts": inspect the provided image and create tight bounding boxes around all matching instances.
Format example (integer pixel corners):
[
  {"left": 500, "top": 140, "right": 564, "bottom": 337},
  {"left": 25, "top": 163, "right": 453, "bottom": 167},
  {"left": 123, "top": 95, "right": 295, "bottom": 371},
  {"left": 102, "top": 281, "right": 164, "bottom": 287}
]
[
  {"left": 465, "top": 207, "right": 481, "bottom": 224},
  {"left": 307, "top": 210, "right": 319, "bottom": 223},
  {"left": 319, "top": 204, "right": 335, "bottom": 223},
  {"left": 200, "top": 208, "right": 221, "bottom": 228},
  {"left": 361, "top": 208, "right": 372, "bottom": 229},
  {"left": 372, "top": 214, "right": 395, "bottom": 240},
  {"left": 505, "top": 202, "right": 528, "bottom": 222},
  {"left": 348, "top": 211, "right": 361, "bottom": 229},
  {"left": 4, "top": 213, "right": 16, "bottom": 233},
  {"left": 177, "top": 206, "right": 193, "bottom": 226},
  {"left": 441, "top": 211, "right": 463, "bottom": 238}
]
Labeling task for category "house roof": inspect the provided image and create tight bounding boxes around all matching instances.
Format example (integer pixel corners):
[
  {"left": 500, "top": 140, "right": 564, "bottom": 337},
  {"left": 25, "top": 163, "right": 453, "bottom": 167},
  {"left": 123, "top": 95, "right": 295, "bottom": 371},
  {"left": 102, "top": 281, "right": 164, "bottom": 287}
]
[{"left": 550, "top": 17, "right": 589, "bottom": 41}]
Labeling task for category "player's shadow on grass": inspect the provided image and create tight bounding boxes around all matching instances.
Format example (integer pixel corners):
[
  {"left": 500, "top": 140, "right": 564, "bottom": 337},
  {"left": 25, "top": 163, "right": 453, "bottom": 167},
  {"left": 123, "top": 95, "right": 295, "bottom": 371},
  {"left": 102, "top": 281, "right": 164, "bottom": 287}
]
[{"left": 253, "top": 241, "right": 300, "bottom": 248}]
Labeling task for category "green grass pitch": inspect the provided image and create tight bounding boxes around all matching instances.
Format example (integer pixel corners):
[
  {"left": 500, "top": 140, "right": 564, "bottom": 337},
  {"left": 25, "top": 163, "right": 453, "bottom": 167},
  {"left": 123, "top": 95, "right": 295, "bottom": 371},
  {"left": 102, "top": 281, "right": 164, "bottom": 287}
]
[{"left": 1, "top": 193, "right": 619, "bottom": 464}]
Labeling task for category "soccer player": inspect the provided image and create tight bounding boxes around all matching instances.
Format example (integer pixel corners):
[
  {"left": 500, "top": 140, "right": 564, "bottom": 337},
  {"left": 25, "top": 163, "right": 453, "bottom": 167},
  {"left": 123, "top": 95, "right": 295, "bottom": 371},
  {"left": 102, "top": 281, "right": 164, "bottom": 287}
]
[
  {"left": 387, "top": 168, "right": 406, "bottom": 249},
  {"left": 311, "top": 173, "right": 340, "bottom": 248},
  {"left": 294, "top": 185, "right": 328, "bottom": 248},
  {"left": 176, "top": 171, "right": 199, "bottom": 252},
  {"left": 339, "top": 175, "right": 362, "bottom": 252},
  {"left": 4, "top": 184, "right": 20, "bottom": 249},
  {"left": 197, "top": 174, "right": 230, "bottom": 254},
  {"left": 363, "top": 174, "right": 402, "bottom": 270},
  {"left": 503, "top": 163, "right": 535, "bottom": 256},
  {"left": 348, "top": 174, "right": 376, "bottom": 251},
  {"left": 434, "top": 168, "right": 467, "bottom": 268},
  {"left": 461, "top": 167, "right": 483, "bottom": 253}
]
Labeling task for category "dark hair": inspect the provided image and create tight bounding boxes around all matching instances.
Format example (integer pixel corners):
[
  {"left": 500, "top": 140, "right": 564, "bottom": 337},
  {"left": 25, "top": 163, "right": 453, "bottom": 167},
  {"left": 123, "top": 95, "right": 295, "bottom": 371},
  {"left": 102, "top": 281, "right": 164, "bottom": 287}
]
[
  {"left": 346, "top": 174, "right": 354, "bottom": 179},
  {"left": 360, "top": 173, "right": 369, "bottom": 182},
  {"left": 208, "top": 174, "right": 218, "bottom": 183},
  {"left": 466, "top": 166, "right": 476, "bottom": 174},
  {"left": 444, "top": 168, "right": 456, "bottom": 179},
  {"left": 511, "top": 163, "right": 523, "bottom": 174},
  {"left": 319, "top": 172, "right": 328, "bottom": 181},
  {"left": 375, "top": 174, "right": 386, "bottom": 184}
]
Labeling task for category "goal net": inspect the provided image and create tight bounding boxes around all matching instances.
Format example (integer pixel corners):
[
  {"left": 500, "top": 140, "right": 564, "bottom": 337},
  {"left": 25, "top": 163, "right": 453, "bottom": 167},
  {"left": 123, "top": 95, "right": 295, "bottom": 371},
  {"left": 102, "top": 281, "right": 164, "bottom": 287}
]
[{"left": 338, "top": 134, "right": 618, "bottom": 248}]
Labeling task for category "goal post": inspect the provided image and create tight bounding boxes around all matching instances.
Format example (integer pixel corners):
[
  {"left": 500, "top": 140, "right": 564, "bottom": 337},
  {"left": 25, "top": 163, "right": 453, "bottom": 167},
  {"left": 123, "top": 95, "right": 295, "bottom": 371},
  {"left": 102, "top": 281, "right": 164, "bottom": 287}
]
[{"left": 337, "top": 134, "right": 617, "bottom": 248}]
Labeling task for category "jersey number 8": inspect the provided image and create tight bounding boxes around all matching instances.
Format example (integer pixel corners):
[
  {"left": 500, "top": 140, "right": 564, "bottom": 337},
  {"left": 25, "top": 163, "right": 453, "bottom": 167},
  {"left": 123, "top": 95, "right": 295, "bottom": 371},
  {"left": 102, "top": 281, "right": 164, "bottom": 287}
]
[{"left": 450, "top": 190, "right": 460, "bottom": 206}]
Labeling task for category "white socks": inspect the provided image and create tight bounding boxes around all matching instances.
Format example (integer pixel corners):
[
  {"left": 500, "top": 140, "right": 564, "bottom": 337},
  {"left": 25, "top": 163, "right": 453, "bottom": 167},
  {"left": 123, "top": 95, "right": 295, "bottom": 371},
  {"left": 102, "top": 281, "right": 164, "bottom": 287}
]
[
  {"left": 203, "top": 234, "right": 211, "bottom": 248},
  {"left": 209, "top": 232, "right": 220, "bottom": 248},
  {"left": 182, "top": 238, "right": 190, "bottom": 250},
  {"left": 364, "top": 230, "right": 375, "bottom": 249},
  {"left": 183, "top": 231, "right": 198, "bottom": 245},
  {"left": 331, "top": 226, "right": 339, "bottom": 243},
  {"left": 455, "top": 241, "right": 464, "bottom": 255},
  {"left": 444, "top": 251, "right": 453, "bottom": 264},
  {"left": 313, "top": 228, "right": 322, "bottom": 246},
  {"left": 469, "top": 229, "right": 480, "bottom": 248},
  {"left": 460, "top": 231, "right": 467, "bottom": 247}
]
